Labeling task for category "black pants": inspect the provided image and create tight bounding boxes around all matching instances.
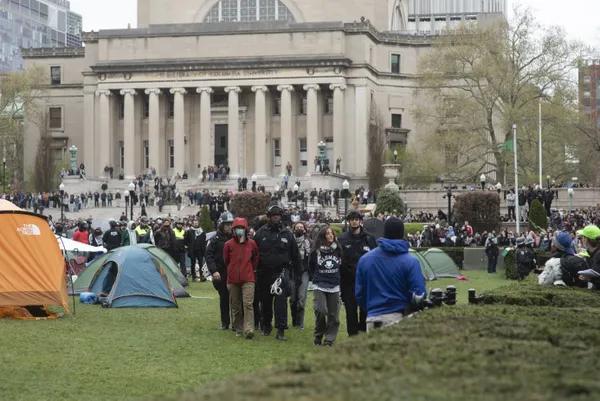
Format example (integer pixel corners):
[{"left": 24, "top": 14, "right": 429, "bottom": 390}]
[
  {"left": 508, "top": 206, "right": 515, "bottom": 221},
  {"left": 487, "top": 255, "right": 498, "bottom": 273},
  {"left": 173, "top": 252, "right": 186, "bottom": 277},
  {"left": 257, "top": 270, "right": 289, "bottom": 331},
  {"left": 213, "top": 279, "right": 230, "bottom": 328},
  {"left": 341, "top": 283, "right": 366, "bottom": 336}
]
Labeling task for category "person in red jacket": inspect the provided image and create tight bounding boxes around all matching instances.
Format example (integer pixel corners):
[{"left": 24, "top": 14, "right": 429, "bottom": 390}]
[
  {"left": 72, "top": 222, "right": 89, "bottom": 245},
  {"left": 224, "top": 218, "right": 259, "bottom": 339}
]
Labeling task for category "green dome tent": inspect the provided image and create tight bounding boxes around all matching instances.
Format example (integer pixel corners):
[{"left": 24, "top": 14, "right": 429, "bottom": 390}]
[
  {"left": 422, "top": 248, "right": 461, "bottom": 278},
  {"left": 409, "top": 249, "right": 437, "bottom": 281},
  {"left": 73, "top": 245, "right": 189, "bottom": 298}
]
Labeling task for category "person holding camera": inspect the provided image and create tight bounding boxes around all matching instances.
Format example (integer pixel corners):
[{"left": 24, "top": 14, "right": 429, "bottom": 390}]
[{"left": 355, "top": 218, "right": 425, "bottom": 332}]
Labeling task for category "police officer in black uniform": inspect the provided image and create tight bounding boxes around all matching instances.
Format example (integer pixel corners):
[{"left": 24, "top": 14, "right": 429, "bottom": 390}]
[
  {"left": 103, "top": 220, "right": 122, "bottom": 251},
  {"left": 338, "top": 210, "right": 377, "bottom": 336},
  {"left": 206, "top": 212, "right": 234, "bottom": 330},
  {"left": 254, "top": 203, "right": 301, "bottom": 341}
]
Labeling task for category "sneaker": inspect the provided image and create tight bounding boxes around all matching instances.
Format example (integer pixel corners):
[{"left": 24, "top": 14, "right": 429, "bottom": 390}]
[
  {"left": 245, "top": 331, "right": 254, "bottom": 340},
  {"left": 324, "top": 341, "right": 333, "bottom": 347},
  {"left": 298, "top": 324, "right": 304, "bottom": 330},
  {"left": 219, "top": 325, "right": 229, "bottom": 331},
  {"left": 314, "top": 338, "right": 322, "bottom": 346},
  {"left": 276, "top": 329, "right": 287, "bottom": 341}
]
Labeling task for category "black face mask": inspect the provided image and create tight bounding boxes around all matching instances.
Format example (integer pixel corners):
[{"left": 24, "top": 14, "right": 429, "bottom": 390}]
[{"left": 294, "top": 230, "right": 305, "bottom": 238}]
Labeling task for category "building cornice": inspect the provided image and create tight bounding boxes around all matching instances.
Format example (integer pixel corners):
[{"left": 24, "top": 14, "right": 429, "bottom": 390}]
[
  {"left": 20, "top": 47, "right": 85, "bottom": 59},
  {"left": 81, "top": 18, "right": 434, "bottom": 47},
  {"left": 90, "top": 56, "right": 352, "bottom": 74}
]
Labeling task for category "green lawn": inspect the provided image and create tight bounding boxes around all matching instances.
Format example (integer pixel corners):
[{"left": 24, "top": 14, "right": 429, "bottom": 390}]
[{"left": 0, "top": 270, "right": 505, "bottom": 401}]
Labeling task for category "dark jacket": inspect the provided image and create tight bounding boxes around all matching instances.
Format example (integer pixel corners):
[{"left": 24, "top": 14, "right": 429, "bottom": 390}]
[
  {"left": 205, "top": 231, "right": 230, "bottom": 279},
  {"left": 102, "top": 228, "right": 122, "bottom": 251},
  {"left": 155, "top": 227, "right": 176, "bottom": 254},
  {"left": 309, "top": 245, "right": 342, "bottom": 290},
  {"left": 254, "top": 222, "right": 301, "bottom": 277},
  {"left": 338, "top": 227, "right": 377, "bottom": 286},
  {"left": 184, "top": 227, "right": 206, "bottom": 257}
]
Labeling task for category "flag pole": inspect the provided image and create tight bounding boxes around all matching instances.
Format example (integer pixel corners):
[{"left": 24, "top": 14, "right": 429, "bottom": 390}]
[
  {"left": 514, "top": 124, "right": 520, "bottom": 235},
  {"left": 538, "top": 101, "right": 542, "bottom": 187}
]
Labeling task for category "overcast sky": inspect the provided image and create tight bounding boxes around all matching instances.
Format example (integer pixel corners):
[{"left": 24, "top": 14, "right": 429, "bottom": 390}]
[{"left": 69, "top": 0, "right": 598, "bottom": 46}]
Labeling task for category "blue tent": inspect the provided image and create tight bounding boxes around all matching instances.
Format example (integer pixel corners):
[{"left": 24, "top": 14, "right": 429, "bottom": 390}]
[{"left": 88, "top": 246, "right": 178, "bottom": 308}]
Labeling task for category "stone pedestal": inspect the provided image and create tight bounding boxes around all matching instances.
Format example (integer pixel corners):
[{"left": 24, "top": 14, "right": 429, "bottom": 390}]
[{"left": 383, "top": 164, "right": 401, "bottom": 192}]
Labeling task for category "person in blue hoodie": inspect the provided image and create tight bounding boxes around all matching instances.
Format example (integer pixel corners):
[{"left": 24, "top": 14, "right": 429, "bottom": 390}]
[{"left": 355, "top": 217, "right": 426, "bottom": 332}]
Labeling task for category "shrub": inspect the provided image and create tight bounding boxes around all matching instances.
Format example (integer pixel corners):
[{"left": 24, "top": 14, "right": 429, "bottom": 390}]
[
  {"left": 330, "top": 225, "right": 343, "bottom": 237},
  {"left": 198, "top": 205, "right": 214, "bottom": 233},
  {"left": 528, "top": 199, "right": 547, "bottom": 232},
  {"left": 404, "top": 223, "right": 424, "bottom": 235},
  {"left": 483, "top": 282, "right": 600, "bottom": 307},
  {"left": 374, "top": 187, "right": 404, "bottom": 215},
  {"left": 229, "top": 192, "right": 271, "bottom": 223},
  {"left": 452, "top": 191, "right": 500, "bottom": 233}
]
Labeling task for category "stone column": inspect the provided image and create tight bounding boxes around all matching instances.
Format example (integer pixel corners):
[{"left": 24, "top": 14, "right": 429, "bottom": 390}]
[
  {"left": 95, "top": 89, "right": 112, "bottom": 179},
  {"left": 303, "top": 84, "right": 320, "bottom": 176},
  {"left": 330, "top": 84, "right": 347, "bottom": 175},
  {"left": 224, "top": 86, "right": 241, "bottom": 178},
  {"left": 196, "top": 87, "right": 213, "bottom": 171},
  {"left": 170, "top": 88, "right": 187, "bottom": 176},
  {"left": 277, "top": 84, "right": 294, "bottom": 177},
  {"left": 144, "top": 89, "right": 161, "bottom": 176},
  {"left": 251, "top": 85, "right": 268, "bottom": 178},
  {"left": 83, "top": 91, "right": 95, "bottom": 178},
  {"left": 120, "top": 89, "right": 137, "bottom": 179},
  {"left": 355, "top": 85, "right": 369, "bottom": 176}
]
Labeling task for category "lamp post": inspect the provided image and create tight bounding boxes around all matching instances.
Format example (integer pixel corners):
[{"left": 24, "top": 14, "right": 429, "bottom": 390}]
[
  {"left": 293, "top": 183, "right": 299, "bottom": 208},
  {"left": 442, "top": 188, "right": 454, "bottom": 225},
  {"left": 59, "top": 182, "right": 65, "bottom": 221},
  {"left": 546, "top": 175, "right": 550, "bottom": 189},
  {"left": 568, "top": 187, "right": 573, "bottom": 215},
  {"left": 128, "top": 181, "right": 135, "bottom": 220},
  {"left": 2, "top": 157, "right": 5, "bottom": 193},
  {"left": 480, "top": 173, "right": 486, "bottom": 191},
  {"left": 342, "top": 179, "right": 350, "bottom": 232},
  {"left": 393, "top": 150, "right": 398, "bottom": 164},
  {"left": 251, "top": 173, "right": 257, "bottom": 192}
]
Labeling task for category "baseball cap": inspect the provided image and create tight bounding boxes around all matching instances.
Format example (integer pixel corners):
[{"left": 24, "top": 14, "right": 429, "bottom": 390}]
[{"left": 576, "top": 225, "right": 600, "bottom": 240}]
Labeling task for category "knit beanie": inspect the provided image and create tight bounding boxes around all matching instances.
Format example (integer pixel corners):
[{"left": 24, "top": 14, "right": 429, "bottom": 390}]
[{"left": 383, "top": 217, "right": 405, "bottom": 240}]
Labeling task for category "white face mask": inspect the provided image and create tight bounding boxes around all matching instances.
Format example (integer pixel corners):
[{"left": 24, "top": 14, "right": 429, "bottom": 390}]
[{"left": 234, "top": 228, "right": 245, "bottom": 237}]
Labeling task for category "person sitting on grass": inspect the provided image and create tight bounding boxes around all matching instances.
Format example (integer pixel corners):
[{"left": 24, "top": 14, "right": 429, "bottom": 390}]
[
  {"left": 223, "top": 218, "right": 259, "bottom": 339},
  {"left": 355, "top": 217, "right": 426, "bottom": 332}
]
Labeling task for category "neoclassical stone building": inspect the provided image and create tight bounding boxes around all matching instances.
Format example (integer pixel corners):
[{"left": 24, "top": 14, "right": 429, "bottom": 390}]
[{"left": 22, "top": 0, "right": 432, "bottom": 184}]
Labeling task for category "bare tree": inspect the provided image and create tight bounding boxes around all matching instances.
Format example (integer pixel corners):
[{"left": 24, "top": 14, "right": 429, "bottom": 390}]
[
  {"left": 367, "top": 102, "right": 387, "bottom": 190},
  {"left": 32, "top": 112, "right": 57, "bottom": 192}
]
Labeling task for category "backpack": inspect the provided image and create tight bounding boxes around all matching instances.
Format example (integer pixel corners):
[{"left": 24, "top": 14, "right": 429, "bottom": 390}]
[{"left": 560, "top": 254, "right": 588, "bottom": 288}]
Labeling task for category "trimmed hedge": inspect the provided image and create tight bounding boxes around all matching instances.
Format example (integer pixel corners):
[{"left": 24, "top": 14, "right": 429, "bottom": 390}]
[
  {"left": 404, "top": 223, "right": 424, "bottom": 235},
  {"left": 482, "top": 282, "right": 600, "bottom": 307},
  {"left": 503, "top": 248, "right": 552, "bottom": 280},
  {"left": 161, "top": 285, "right": 600, "bottom": 401}
]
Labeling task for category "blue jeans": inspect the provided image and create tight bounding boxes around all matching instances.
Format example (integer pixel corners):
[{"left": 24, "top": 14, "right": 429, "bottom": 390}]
[{"left": 290, "top": 271, "right": 309, "bottom": 327}]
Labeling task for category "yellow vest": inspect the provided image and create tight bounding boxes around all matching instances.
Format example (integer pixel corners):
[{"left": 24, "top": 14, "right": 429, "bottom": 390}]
[
  {"left": 136, "top": 226, "right": 148, "bottom": 236},
  {"left": 174, "top": 228, "right": 185, "bottom": 239}
]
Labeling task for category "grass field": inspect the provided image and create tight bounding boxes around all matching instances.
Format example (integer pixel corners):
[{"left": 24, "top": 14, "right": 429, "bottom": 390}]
[{"left": 0, "top": 270, "right": 507, "bottom": 401}]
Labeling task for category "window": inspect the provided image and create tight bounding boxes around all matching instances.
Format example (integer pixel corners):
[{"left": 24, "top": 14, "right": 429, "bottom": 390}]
[
  {"left": 391, "top": 114, "right": 402, "bottom": 128},
  {"left": 299, "top": 94, "right": 307, "bottom": 115},
  {"left": 391, "top": 54, "right": 401, "bottom": 74},
  {"left": 299, "top": 138, "right": 307, "bottom": 166},
  {"left": 143, "top": 140, "right": 149, "bottom": 169},
  {"left": 168, "top": 96, "right": 174, "bottom": 118},
  {"left": 143, "top": 96, "right": 149, "bottom": 119},
  {"left": 168, "top": 140, "right": 174, "bottom": 168},
  {"left": 204, "top": 0, "right": 295, "bottom": 23},
  {"left": 299, "top": 138, "right": 307, "bottom": 152},
  {"left": 50, "top": 66, "right": 61, "bottom": 85},
  {"left": 119, "top": 141, "right": 124, "bottom": 170},
  {"left": 273, "top": 93, "right": 281, "bottom": 115},
  {"left": 48, "top": 107, "right": 62, "bottom": 129},
  {"left": 118, "top": 97, "right": 125, "bottom": 119},
  {"left": 212, "top": 93, "right": 228, "bottom": 107},
  {"left": 324, "top": 93, "right": 333, "bottom": 114},
  {"left": 220, "top": 135, "right": 227, "bottom": 148}
]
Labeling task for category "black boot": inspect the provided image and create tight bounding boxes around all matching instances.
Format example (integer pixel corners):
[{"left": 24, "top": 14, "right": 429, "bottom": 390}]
[{"left": 276, "top": 329, "right": 286, "bottom": 341}]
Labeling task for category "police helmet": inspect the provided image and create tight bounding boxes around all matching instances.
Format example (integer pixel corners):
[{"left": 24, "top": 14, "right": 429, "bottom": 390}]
[
  {"left": 109, "top": 220, "right": 118, "bottom": 228},
  {"left": 516, "top": 237, "right": 526, "bottom": 246},
  {"left": 346, "top": 210, "right": 363, "bottom": 221},
  {"left": 266, "top": 203, "right": 283, "bottom": 217},
  {"left": 525, "top": 235, "right": 534, "bottom": 245},
  {"left": 218, "top": 212, "right": 235, "bottom": 227}
]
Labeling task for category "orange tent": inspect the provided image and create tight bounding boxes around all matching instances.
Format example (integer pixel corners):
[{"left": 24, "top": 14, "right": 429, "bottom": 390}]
[{"left": 0, "top": 200, "right": 68, "bottom": 313}]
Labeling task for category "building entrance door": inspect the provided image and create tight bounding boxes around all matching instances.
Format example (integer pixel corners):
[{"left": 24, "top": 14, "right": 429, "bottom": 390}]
[{"left": 214, "top": 124, "right": 228, "bottom": 167}]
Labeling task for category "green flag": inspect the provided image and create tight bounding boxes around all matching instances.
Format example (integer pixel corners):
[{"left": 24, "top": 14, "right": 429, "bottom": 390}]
[{"left": 499, "top": 138, "right": 514, "bottom": 152}]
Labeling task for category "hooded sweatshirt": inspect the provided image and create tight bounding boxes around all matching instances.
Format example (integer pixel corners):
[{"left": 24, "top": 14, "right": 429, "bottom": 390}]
[{"left": 355, "top": 238, "right": 426, "bottom": 318}]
